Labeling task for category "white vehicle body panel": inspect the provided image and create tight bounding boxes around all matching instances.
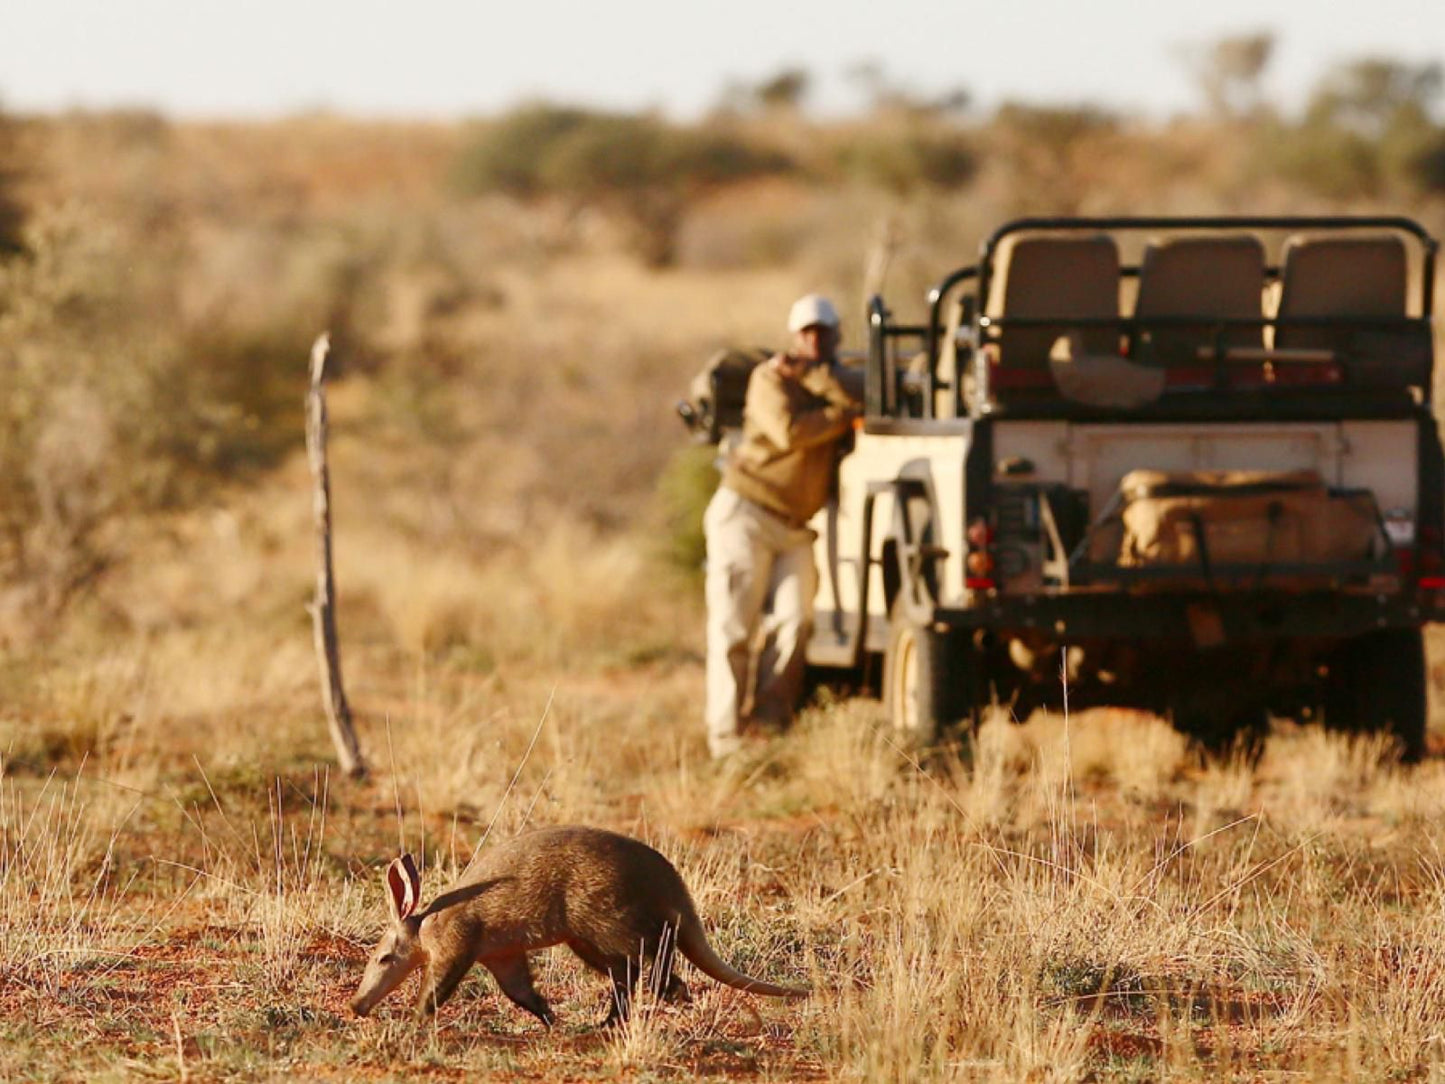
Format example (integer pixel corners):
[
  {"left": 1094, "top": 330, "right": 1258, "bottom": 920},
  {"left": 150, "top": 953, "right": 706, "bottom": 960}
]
[{"left": 812, "top": 429, "right": 972, "bottom": 622}]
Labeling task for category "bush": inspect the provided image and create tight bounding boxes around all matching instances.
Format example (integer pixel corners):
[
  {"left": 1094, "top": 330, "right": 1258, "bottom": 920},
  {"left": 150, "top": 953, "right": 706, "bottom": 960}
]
[
  {"left": 657, "top": 444, "right": 720, "bottom": 576},
  {"left": 1412, "top": 135, "right": 1445, "bottom": 191},
  {"left": 0, "top": 207, "right": 306, "bottom": 619},
  {"left": 989, "top": 103, "right": 1119, "bottom": 213},
  {"left": 834, "top": 128, "right": 977, "bottom": 194},
  {"left": 452, "top": 104, "right": 792, "bottom": 266},
  {"left": 0, "top": 109, "right": 24, "bottom": 257},
  {"left": 994, "top": 103, "right": 1118, "bottom": 148},
  {"left": 1254, "top": 57, "right": 1445, "bottom": 200},
  {"left": 450, "top": 104, "right": 593, "bottom": 197},
  {"left": 1254, "top": 120, "right": 1382, "bottom": 199}
]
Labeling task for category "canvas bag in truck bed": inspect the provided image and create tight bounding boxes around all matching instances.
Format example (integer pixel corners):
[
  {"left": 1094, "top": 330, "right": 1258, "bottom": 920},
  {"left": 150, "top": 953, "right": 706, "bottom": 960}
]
[{"left": 1104, "top": 469, "right": 1383, "bottom": 575}]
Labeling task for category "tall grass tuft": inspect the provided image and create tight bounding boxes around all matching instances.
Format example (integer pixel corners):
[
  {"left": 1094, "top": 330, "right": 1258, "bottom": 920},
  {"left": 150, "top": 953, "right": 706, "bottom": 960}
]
[{"left": 0, "top": 761, "right": 144, "bottom": 997}]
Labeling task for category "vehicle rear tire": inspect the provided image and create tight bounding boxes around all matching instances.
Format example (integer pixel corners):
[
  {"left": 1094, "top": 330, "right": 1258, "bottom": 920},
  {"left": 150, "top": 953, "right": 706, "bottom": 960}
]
[
  {"left": 883, "top": 606, "right": 955, "bottom": 750},
  {"left": 1177, "top": 704, "right": 1269, "bottom": 766},
  {"left": 1323, "top": 629, "right": 1427, "bottom": 764},
  {"left": 1167, "top": 665, "right": 1270, "bottom": 766}
]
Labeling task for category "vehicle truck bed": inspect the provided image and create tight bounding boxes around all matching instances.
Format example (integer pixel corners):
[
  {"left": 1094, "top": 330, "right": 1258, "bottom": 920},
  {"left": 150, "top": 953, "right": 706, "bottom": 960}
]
[{"left": 806, "top": 215, "right": 1442, "bottom": 759}]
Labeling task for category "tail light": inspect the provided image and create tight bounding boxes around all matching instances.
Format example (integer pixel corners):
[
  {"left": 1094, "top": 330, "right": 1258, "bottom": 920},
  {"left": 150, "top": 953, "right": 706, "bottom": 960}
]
[
  {"left": 966, "top": 516, "right": 995, "bottom": 590},
  {"left": 1417, "top": 525, "right": 1445, "bottom": 589}
]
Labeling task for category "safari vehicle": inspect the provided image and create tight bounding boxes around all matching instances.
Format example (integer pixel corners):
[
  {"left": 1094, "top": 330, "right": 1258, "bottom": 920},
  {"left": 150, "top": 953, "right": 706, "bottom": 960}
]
[{"left": 803, "top": 215, "right": 1443, "bottom": 758}]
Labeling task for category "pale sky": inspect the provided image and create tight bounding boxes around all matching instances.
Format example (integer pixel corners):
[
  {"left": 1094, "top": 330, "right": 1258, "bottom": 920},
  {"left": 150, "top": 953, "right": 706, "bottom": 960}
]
[{"left": 1, "top": 0, "right": 1441, "bottom": 121}]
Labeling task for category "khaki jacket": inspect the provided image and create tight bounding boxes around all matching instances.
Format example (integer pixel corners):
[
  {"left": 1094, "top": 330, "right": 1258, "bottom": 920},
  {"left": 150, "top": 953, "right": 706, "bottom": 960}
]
[{"left": 722, "top": 356, "right": 860, "bottom": 525}]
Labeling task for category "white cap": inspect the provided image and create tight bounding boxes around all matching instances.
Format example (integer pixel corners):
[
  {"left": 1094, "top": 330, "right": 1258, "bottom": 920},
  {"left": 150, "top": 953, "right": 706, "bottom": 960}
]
[{"left": 787, "top": 293, "right": 840, "bottom": 333}]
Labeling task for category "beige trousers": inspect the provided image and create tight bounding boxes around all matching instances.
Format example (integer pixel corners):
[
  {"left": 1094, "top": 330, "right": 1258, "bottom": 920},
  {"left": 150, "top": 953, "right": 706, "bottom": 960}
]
[{"left": 704, "top": 486, "right": 817, "bottom": 758}]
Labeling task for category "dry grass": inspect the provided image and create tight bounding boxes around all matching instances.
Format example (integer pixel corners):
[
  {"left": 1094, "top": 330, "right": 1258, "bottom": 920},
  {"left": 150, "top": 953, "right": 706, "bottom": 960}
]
[
  {"left": 11, "top": 675, "right": 1445, "bottom": 1081},
  {"left": 5, "top": 111, "right": 1445, "bottom": 1081}
]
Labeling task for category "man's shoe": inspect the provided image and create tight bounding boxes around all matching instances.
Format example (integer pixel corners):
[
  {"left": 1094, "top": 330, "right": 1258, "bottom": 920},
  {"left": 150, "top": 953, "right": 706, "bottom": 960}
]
[{"left": 708, "top": 729, "right": 774, "bottom": 761}]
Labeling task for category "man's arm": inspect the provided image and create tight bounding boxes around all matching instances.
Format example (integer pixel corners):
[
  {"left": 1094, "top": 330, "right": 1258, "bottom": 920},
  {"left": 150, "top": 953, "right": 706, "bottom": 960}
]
[
  {"left": 746, "top": 361, "right": 856, "bottom": 453},
  {"left": 806, "top": 362, "right": 864, "bottom": 409}
]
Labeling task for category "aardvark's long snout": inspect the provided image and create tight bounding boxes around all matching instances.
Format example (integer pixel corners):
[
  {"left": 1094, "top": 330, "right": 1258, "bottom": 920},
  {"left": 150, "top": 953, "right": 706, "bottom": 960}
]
[{"left": 351, "top": 958, "right": 416, "bottom": 1018}]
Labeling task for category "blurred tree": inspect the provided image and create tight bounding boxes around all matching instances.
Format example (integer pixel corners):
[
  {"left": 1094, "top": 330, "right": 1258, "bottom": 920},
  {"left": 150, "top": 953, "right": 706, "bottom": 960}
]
[
  {"left": 1414, "top": 137, "right": 1445, "bottom": 191},
  {"left": 844, "top": 59, "right": 887, "bottom": 108},
  {"left": 711, "top": 67, "right": 812, "bottom": 117},
  {"left": 755, "top": 67, "right": 811, "bottom": 112},
  {"left": 1255, "top": 57, "right": 1445, "bottom": 198},
  {"left": 453, "top": 104, "right": 792, "bottom": 267},
  {"left": 1256, "top": 118, "right": 1381, "bottom": 199},
  {"left": 845, "top": 59, "right": 971, "bottom": 119},
  {"left": 1308, "top": 58, "right": 1441, "bottom": 139},
  {"left": 1313, "top": 59, "right": 1443, "bottom": 188},
  {"left": 992, "top": 104, "right": 1118, "bottom": 212},
  {"left": 835, "top": 128, "right": 976, "bottom": 194},
  {"left": 0, "top": 104, "right": 27, "bottom": 256},
  {"left": 451, "top": 104, "right": 592, "bottom": 197},
  {"left": 1185, "top": 32, "right": 1275, "bottom": 118}
]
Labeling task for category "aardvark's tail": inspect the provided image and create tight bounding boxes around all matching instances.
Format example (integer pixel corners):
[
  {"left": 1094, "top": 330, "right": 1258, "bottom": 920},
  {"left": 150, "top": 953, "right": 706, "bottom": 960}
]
[{"left": 677, "top": 920, "right": 809, "bottom": 999}]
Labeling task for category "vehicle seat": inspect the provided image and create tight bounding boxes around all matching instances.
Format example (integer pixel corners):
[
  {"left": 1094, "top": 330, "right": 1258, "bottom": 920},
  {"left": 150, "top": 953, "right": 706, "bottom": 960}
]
[
  {"left": 1133, "top": 236, "right": 1265, "bottom": 383},
  {"left": 985, "top": 235, "right": 1120, "bottom": 399},
  {"left": 1275, "top": 235, "right": 1407, "bottom": 354}
]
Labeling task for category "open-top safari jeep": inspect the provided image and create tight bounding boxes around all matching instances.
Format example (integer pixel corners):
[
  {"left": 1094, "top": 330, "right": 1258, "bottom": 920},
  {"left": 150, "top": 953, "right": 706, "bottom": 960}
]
[{"left": 805, "top": 215, "right": 1443, "bottom": 758}]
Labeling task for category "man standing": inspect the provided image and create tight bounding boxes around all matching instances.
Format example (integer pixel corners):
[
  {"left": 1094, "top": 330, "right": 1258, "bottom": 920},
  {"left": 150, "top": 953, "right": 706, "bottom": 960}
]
[{"left": 704, "top": 294, "right": 862, "bottom": 759}]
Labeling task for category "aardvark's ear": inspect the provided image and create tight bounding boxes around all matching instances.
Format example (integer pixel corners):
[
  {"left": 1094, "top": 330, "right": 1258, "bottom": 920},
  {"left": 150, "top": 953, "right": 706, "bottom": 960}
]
[{"left": 385, "top": 854, "right": 421, "bottom": 924}]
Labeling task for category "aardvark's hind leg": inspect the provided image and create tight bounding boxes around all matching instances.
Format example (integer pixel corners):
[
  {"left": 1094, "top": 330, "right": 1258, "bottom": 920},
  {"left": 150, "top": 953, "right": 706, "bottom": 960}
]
[
  {"left": 652, "top": 928, "right": 690, "bottom": 1004},
  {"left": 567, "top": 939, "right": 639, "bottom": 1026},
  {"left": 567, "top": 934, "right": 688, "bottom": 1026}
]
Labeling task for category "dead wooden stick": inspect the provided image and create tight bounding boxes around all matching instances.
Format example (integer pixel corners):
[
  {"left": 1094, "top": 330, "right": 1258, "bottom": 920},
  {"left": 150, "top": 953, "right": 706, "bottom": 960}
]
[{"left": 306, "top": 332, "right": 367, "bottom": 780}]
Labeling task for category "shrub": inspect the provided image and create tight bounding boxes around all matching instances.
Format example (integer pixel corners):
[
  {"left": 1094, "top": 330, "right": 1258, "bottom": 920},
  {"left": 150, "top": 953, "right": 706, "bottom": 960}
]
[
  {"left": 450, "top": 104, "right": 592, "bottom": 197},
  {"left": 0, "top": 207, "right": 306, "bottom": 619},
  {"left": 994, "top": 102, "right": 1118, "bottom": 149},
  {"left": 0, "top": 108, "right": 24, "bottom": 257},
  {"left": 834, "top": 128, "right": 977, "bottom": 194},
  {"left": 1254, "top": 57, "right": 1445, "bottom": 200},
  {"left": 1412, "top": 135, "right": 1445, "bottom": 191},
  {"left": 754, "top": 68, "right": 811, "bottom": 112},
  {"left": 1307, "top": 58, "right": 1441, "bottom": 142},
  {"left": 657, "top": 444, "right": 720, "bottom": 576},
  {"left": 989, "top": 103, "right": 1119, "bottom": 213},
  {"left": 1254, "top": 119, "right": 1382, "bottom": 199},
  {"left": 452, "top": 104, "right": 792, "bottom": 266}
]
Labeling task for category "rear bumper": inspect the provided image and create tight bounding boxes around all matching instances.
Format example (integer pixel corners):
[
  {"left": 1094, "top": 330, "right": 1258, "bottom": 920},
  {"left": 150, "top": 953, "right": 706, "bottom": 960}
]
[
  {"left": 939, "top": 586, "right": 1439, "bottom": 644},
  {"left": 807, "top": 588, "right": 1441, "bottom": 669}
]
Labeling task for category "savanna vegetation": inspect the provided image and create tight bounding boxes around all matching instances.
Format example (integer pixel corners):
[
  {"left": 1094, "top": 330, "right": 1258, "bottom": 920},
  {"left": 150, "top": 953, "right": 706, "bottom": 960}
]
[{"left": 4, "top": 36, "right": 1445, "bottom": 1081}]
